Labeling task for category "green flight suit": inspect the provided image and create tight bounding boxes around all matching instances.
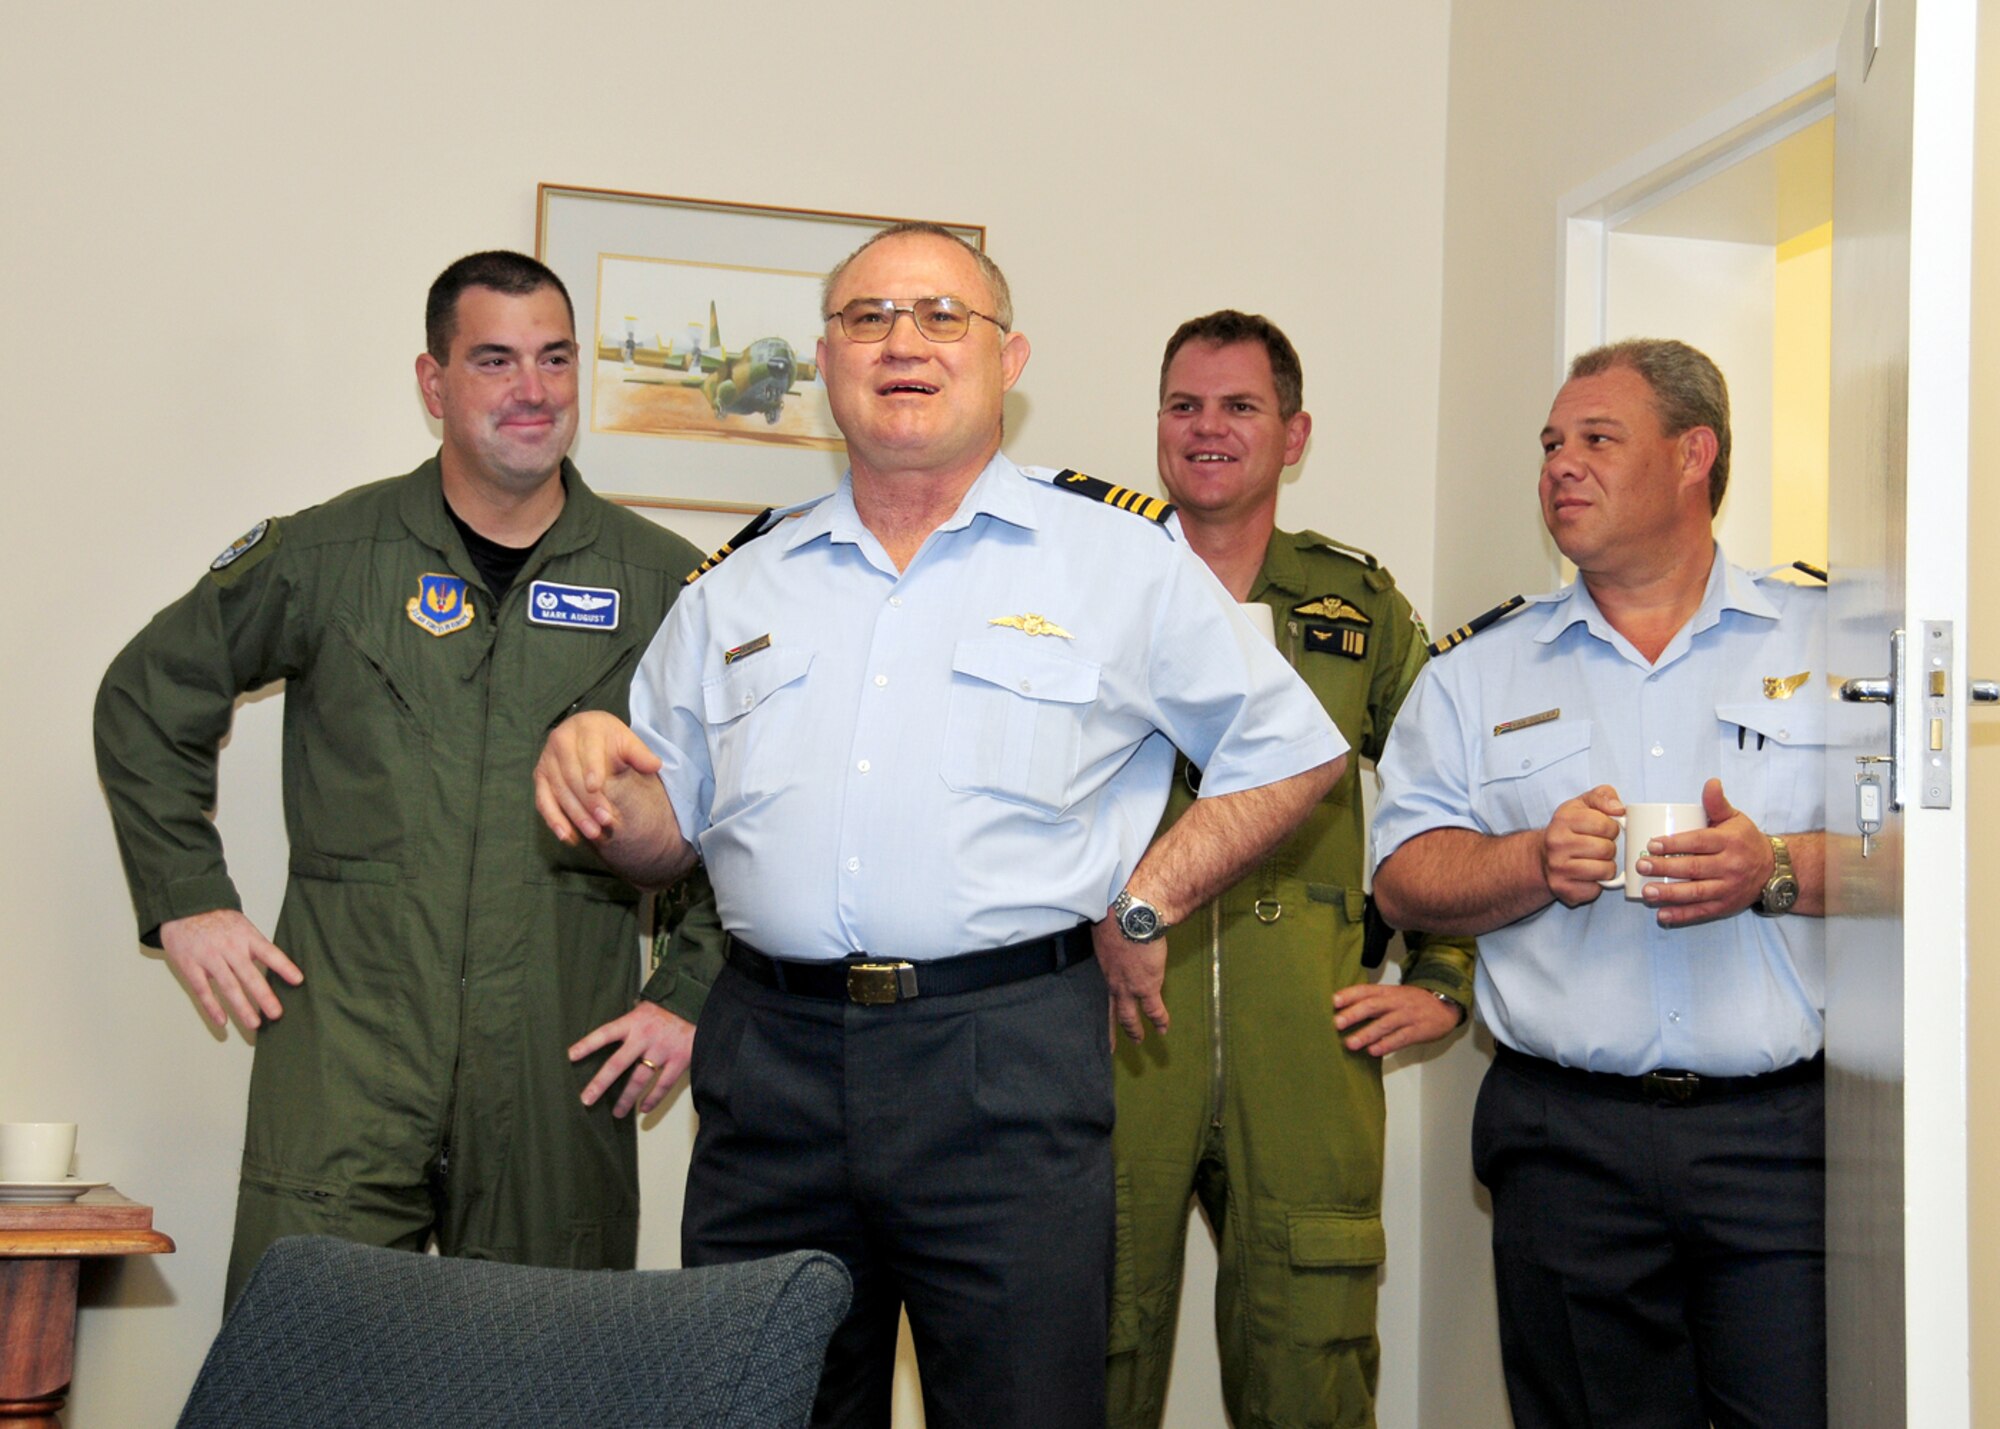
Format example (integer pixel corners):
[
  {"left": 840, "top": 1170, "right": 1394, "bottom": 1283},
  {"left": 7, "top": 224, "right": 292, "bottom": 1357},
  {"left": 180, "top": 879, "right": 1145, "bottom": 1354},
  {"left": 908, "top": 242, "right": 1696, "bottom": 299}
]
[
  {"left": 94, "top": 459, "right": 700, "bottom": 1303},
  {"left": 1105, "top": 531, "right": 1476, "bottom": 1429}
]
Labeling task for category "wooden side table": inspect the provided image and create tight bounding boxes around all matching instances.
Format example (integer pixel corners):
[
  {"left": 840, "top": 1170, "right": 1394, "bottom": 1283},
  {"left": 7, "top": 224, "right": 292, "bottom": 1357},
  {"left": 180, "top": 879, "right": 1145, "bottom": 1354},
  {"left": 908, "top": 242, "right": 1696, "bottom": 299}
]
[{"left": 0, "top": 1189, "right": 174, "bottom": 1427}]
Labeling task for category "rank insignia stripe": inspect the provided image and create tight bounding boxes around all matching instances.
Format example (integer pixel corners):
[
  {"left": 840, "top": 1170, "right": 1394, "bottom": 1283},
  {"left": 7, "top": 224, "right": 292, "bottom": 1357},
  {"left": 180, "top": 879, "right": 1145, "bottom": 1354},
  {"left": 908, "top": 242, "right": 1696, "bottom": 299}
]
[
  {"left": 724, "top": 633, "right": 772, "bottom": 664},
  {"left": 1763, "top": 671, "right": 1810, "bottom": 700},
  {"left": 1304, "top": 625, "right": 1366, "bottom": 659},
  {"left": 525, "top": 580, "right": 620, "bottom": 631},
  {"left": 1052, "top": 469, "right": 1175, "bottom": 524},
  {"left": 1293, "top": 595, "right": 1372, "bottom": 625},
  {"left": 406, "top": 572, "right": 476, "bottom": 637},
  {"left": 1494, "top": 708, "right": 1560, "bottom": 737},
  {"left": 989, "top": 613, "right": 1074, "bottom": 639},
  {"left": 1426, "top": 594, "right": 1526, "bottom": 658},
  {"left": 684, "top": 506, "right": 779, "bottom": 585}
]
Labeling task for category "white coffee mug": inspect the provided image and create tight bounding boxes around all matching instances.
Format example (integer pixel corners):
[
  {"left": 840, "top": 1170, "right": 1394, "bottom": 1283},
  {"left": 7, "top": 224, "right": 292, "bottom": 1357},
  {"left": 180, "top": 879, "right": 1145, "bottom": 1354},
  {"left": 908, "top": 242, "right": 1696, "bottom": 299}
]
[
  {"left": 0, "top": 1122, "right": 77, "bottom": 1181},
  {"left": 1238, "top": 601, "right": 1277, "bottom": 646},
  {"left": 1597, "top": 802, "right": 1708, "bottom": 901}
]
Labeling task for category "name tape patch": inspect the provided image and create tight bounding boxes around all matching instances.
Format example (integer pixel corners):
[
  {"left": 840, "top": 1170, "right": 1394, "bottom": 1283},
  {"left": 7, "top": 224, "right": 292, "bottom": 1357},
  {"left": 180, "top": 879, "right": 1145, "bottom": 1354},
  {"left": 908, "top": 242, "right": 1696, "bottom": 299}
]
[{"left": 527, "top": 580, "right": 620, "bottom": 631}]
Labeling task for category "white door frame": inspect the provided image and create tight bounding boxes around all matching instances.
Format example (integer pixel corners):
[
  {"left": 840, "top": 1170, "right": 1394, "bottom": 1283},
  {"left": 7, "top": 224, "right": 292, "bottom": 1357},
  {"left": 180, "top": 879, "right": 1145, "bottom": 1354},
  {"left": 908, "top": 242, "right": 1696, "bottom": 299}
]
[{"left": 1554, "top": 48, "right": 1837, "bottom": 389}]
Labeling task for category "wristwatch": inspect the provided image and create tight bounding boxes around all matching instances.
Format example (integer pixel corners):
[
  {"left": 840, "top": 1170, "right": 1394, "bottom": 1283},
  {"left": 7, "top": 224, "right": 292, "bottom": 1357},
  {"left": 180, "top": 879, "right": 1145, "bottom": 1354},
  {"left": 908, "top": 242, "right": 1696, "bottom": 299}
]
[
  {"left": 1110, "top": 889, "right": 1168, "bottom": 943},
  {"left": 1754, "top": 836, "right": 1798, "bottom": 916}
]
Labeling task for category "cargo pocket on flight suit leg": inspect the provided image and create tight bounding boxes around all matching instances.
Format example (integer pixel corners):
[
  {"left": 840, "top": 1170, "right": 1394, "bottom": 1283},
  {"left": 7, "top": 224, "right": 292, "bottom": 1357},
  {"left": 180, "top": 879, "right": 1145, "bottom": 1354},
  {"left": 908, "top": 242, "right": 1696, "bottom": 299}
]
[{"left": 1285, "top": 1208, "right": 1386, "bottom": 1347}]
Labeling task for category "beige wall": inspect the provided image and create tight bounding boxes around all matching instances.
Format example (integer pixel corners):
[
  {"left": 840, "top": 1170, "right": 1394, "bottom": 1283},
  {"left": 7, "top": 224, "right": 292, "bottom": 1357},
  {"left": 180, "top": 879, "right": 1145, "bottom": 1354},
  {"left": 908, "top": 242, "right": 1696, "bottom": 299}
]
[
  {"left": 1425, "top": 4, "right": 1845, "bottom": 1425},
  {"left": 1, "top": 4, "right": 1455, "bottom": 1425}
]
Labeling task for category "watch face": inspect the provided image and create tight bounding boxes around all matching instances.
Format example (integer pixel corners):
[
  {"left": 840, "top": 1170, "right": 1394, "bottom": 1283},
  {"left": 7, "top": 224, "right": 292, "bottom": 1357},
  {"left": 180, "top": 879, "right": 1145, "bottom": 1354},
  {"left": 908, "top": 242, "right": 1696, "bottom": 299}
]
[
  {"left": 1764, "top": 879, "right": 1799, "bottom": 913},
  {"left": 1121, "top": 904, "right": 1161, "bottom": 940}
]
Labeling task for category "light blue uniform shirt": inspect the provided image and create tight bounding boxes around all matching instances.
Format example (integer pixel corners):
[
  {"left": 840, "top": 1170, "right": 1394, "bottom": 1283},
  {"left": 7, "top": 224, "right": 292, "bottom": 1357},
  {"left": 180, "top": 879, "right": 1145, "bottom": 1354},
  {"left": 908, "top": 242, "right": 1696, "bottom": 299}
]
[
  {"left": 1370, "top": 549, "right": 1824, "bottom": 1075},
  {"left": 631, "top": 454, "right": 1346, "bottom": 961}
]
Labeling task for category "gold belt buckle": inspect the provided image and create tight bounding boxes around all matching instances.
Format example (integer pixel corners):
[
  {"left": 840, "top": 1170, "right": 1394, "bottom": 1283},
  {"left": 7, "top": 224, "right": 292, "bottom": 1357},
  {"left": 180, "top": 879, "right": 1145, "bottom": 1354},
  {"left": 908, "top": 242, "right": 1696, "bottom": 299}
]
[{"left": 847, "top": 961, "right": 917, "bottom": 1005}]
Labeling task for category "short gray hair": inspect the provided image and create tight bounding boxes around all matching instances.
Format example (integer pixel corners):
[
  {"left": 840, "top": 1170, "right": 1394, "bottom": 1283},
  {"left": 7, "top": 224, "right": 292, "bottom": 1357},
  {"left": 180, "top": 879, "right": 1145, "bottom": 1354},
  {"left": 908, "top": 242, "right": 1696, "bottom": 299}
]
[
  {"left": 1568, "top": 338, "right": 1732, "bottom": 514},
  {"left": 820, "top": 222, "right": 1013, "bottom": 331}
]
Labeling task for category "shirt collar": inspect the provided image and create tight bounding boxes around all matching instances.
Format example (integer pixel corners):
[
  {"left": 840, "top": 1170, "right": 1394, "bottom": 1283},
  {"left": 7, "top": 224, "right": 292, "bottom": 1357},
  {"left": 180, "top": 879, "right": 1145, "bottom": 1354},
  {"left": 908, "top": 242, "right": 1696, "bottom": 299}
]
[
  {"left": 782, "top": 451, "right": 1035, "bottom": 554},
  {"left": 1256, "top": 530, "right": 1307, "bottom": 599},
  {"left": 1533, "top": 543, "right": 1775, "bottom": 649}
]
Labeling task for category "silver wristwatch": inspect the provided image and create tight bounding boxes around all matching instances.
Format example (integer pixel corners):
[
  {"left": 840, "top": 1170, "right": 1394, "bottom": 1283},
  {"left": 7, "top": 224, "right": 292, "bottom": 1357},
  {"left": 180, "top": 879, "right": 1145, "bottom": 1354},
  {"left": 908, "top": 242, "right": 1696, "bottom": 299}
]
[
  {"left": 1111, "top": 889, "right": 1167, "bottom": 942},
  {"left": 1754, "top": 836, "right": 1799, "bottom": 917}
]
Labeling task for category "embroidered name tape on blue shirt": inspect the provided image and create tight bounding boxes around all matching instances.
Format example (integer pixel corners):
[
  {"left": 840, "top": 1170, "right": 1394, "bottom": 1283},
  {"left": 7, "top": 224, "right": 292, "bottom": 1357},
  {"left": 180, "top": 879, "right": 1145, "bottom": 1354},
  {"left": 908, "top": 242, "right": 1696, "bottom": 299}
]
[{"left": 527, "top": 580, "right": 620, "bottom": 631}]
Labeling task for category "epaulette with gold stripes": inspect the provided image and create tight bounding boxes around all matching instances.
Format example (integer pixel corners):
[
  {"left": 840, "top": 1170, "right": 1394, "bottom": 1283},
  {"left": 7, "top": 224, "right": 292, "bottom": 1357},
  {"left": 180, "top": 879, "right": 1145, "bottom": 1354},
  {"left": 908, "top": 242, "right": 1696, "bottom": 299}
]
[
  {"left": 1052, "top": 468, "right": 1175, "bottom": 524},
  {"left": 683, "top": 508, "right": 777, "bottom": 586},
  {"left": 1792, "top": 560, "right": 1827, "bottom": 582},
  {"left": 1427, "top": 594, "right": 1526, "bottom": 657}
]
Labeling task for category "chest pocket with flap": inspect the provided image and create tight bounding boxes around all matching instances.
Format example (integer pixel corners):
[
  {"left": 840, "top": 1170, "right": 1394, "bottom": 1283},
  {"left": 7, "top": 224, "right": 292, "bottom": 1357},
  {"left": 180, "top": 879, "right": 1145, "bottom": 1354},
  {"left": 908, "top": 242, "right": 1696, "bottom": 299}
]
[{"left": 941, "top": 633, "right": 1101, "bottom": 817}]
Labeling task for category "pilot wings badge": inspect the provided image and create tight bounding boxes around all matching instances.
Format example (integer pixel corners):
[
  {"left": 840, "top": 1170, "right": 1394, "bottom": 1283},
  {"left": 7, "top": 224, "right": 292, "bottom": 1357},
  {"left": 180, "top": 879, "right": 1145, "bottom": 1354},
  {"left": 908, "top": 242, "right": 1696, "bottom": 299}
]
[
  {"left": 1293, "top": 595, "right": 1371, "bottom": 625},
  {"left": 1762, "top": 671, "right": 1810, "bottom": 700},
  {"left": 989, "top": 613, "right": 1074, "bottom": 639}
]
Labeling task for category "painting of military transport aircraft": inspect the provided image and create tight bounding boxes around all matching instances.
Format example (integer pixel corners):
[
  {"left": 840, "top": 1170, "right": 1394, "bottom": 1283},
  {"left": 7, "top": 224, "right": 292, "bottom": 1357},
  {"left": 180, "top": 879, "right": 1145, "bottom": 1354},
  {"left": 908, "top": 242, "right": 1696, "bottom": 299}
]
[{"left": 597, "top": 301, "right": 818, "bottom": 425}]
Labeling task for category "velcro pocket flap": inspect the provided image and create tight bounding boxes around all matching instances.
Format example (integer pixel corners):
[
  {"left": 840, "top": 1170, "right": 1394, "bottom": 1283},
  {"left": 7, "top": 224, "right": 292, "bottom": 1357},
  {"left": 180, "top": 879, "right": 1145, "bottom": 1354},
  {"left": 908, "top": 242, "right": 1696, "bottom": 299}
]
[
  {"left": 288, "top": 852, "right": 401, "bottom": 885},
  {"left": 1288, "top": 1210, "right": 1387, "bottom": 1268}
]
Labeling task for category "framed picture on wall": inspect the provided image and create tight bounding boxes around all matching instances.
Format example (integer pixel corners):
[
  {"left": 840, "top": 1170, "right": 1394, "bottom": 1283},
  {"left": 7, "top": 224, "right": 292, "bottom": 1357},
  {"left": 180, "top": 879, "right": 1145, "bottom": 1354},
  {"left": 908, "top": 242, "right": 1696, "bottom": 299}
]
[{"left": 536, "top": 184, "right": 985, "bottom": 515}]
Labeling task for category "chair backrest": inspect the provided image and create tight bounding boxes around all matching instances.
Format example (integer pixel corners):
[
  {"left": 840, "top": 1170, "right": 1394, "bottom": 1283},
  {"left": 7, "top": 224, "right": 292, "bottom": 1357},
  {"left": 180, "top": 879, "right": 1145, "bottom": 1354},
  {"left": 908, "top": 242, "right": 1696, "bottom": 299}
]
[{"left": 176, "top": 1236, "right": 851, "bottom": 1429}]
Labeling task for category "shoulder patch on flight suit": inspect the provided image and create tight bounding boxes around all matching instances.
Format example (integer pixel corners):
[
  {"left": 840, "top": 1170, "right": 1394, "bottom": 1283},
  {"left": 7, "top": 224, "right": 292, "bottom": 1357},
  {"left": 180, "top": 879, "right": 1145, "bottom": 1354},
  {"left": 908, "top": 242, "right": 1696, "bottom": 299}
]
[
  {"left": 1427, "top": 594, "right": 1527, "bottom": 658},
  {"left": 1298, "top": 531, "right": 1393, "bottom": 592},
  {"left": 207, "top": 518, "right": 281, "bottom": 585},
  {"left": 1051, "top": 469, "right": 1175, "bottom": 524}
]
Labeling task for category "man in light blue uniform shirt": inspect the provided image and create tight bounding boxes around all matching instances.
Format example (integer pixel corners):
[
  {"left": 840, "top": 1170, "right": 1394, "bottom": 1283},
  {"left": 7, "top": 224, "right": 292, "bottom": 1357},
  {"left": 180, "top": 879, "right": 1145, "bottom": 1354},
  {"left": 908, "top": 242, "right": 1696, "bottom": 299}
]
[
  {"left": 1372, "top": 339, "right": 1826, "bottom": 1429},
  {"left": 536, "top": 223, "right": 1345, "bottom": 1429}
]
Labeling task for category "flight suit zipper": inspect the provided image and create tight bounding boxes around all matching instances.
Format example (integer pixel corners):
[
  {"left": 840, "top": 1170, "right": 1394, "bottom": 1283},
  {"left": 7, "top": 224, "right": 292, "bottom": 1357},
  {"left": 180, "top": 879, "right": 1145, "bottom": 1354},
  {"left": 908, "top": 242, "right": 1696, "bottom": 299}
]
[{"left": 1208, "top": 897, "right": 1225, "bottom": 1131}]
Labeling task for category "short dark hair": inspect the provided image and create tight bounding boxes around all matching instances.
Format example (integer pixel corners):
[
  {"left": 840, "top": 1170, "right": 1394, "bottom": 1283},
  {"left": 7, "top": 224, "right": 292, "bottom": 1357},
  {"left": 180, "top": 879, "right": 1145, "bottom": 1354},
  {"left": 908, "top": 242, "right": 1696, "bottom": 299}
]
[
  {"left": 425, "top": 251, "right": 574, "bottom": 362},
  {"left": 1568, "top": 338, "right": 1732, "bottom": 515},
  {"left": 820, "top": 222, "right": 1014, "bottom": 331},
  {"left": 1158, "top": 311, "right": 1304, "bottom": 419}
]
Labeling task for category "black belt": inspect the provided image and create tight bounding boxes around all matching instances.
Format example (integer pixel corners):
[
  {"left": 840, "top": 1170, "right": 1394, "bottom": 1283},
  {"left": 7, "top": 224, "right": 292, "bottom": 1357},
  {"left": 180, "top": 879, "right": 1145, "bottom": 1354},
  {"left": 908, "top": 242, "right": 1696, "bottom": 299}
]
[
  {"left": 725, "top": 925, "right": 1095, "bottom": 1006},
  {"left": 1496, "top": 1044, "right": 1824, "bottom": 1106}
]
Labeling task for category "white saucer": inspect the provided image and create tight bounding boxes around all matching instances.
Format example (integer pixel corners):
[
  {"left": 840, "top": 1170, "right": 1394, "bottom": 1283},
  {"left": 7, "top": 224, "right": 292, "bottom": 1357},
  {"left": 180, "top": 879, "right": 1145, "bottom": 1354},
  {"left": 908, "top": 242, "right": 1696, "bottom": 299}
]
[{"left": 0, "top": 1179, "right": 108, "bottom": 1204}]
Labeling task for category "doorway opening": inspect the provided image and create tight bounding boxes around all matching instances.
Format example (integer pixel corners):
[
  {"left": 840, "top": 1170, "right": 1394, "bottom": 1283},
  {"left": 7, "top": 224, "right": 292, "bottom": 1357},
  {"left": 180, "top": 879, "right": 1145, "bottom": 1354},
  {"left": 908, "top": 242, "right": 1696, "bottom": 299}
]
[{"left": 1557, "top": 54, "right": 1835, "bottom": 582}]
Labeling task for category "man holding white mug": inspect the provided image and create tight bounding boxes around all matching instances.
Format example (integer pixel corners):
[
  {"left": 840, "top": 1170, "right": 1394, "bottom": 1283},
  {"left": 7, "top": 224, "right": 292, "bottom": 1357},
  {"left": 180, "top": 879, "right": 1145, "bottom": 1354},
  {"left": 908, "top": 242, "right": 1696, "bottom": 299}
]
[{"left": 1370, "top": 339, "right": 1826, "bottom": 1429}]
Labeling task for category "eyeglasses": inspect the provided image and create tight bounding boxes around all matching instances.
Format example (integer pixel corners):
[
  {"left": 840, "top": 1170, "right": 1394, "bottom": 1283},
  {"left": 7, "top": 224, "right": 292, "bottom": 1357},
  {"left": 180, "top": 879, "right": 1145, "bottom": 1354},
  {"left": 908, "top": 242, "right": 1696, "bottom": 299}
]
[{"left": 823, "top": 296, "right": 1006, "bottom": 344}]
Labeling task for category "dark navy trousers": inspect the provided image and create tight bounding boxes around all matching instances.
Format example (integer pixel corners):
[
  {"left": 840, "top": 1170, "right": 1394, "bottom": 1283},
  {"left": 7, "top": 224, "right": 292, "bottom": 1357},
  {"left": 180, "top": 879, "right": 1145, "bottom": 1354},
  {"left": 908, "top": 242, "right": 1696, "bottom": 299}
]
[
  {"left": 1473, "top": 1047, "right": 1827, "bottom": 1429},
  {"left": 683, "top": 956, "right": 1115, "bottom": 1429}
]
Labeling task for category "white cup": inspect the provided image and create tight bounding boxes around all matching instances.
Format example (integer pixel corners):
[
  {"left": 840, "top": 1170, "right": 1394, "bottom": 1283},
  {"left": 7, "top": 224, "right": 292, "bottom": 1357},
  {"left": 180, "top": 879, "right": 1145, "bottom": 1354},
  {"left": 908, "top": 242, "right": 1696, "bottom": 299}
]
[
  {"left": 0, "top": 1122, "right": 78, "bottom": 1181},
  {"left": 1238, "top": 601, "right": 1277, "bottom": 646},
  {"left": 1597, "top": 802, "right": 1708, "bottom": 900}
]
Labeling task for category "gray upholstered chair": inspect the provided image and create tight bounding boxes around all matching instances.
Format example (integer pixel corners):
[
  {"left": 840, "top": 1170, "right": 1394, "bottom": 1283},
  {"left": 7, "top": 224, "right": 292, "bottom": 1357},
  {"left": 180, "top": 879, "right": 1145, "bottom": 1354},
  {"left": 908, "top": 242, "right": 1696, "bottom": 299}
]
[{"left": 176, "top": 1235, "right": 851, "bottom": 1428}]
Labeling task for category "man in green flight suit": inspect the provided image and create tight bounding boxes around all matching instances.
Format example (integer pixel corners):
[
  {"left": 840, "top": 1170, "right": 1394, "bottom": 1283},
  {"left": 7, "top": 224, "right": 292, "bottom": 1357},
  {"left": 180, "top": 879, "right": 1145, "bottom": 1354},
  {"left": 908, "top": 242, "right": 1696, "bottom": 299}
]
[
  {"left": 1106, "top": 312, "right": 1476, "bottom": 1429},
  {"left": 94, "top": 251, "right": 703, "bottom": 1304}
]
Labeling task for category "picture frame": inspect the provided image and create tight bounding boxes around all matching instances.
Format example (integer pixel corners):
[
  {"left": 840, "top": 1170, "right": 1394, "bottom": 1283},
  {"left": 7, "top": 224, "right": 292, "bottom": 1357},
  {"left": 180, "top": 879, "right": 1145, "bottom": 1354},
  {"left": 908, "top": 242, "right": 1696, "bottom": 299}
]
[{"left": 536, "top": 184, "right": 985, "bottom": 514}]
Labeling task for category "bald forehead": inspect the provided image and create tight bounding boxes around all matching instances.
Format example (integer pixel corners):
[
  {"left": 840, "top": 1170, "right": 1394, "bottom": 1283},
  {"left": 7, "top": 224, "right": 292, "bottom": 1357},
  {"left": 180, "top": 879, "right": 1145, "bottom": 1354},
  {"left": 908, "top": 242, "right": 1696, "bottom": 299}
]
[{"left": 829, "top": 233, "right": 995, "bottom": 310}]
